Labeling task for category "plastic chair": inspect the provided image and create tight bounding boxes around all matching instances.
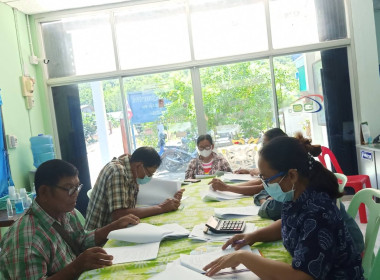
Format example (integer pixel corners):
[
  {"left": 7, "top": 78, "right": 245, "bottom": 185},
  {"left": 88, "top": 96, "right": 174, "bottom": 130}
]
[
  {"left": 347, "top": 188, "right": 380, "bottom": 278},
  {"left": 318, "top": 146, "right": 372, "bottom": 223},
  {"left": 334, "top": 173, "right": 347, "bottom": 208},
  {"left": 369, "top": 246, "right": 380, "bottom": 280},
  {"left": 87, "top": 189, "right": 92, "bottom": 199}
]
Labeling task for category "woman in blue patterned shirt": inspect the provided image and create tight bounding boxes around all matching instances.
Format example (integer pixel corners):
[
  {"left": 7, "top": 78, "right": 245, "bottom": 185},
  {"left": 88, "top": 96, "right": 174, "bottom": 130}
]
[{"left": 204, "top": 135, "right": 364, "bottom": 280}]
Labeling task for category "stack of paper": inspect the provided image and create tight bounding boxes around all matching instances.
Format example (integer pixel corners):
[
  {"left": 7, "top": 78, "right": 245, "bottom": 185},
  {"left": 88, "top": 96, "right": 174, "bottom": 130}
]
[
  {"left": 137, "top": 178, "right": 181, "bottom": 206},
  {"left": 195, "top": 174, "right": 216, "bottom": 179},
  {"left": 221, "top": 173, "right": 257, "bottom": 182},
  {"left": 201, "top": 189, "right": 250, "bottom": 202},
  {"left": 180, "top": 245, "right": 252, "bottom": 274},
  {"left": 107, "top": 223, "right": 190, "bottom": 243},
  {"left": 150, "top": 247, "right": 261, "bottom": 279},
  {"left": 106, "top": 223, "right": 190, "bottom": 264},
  {"left": 189, "top": 223, "right": 257, "bottom": 242},
  {"left": 149, "top": 264, "right": 210, "bottom": 280},
  {"left": 214, "top": 206, "right": 260, "bottom": 218}
]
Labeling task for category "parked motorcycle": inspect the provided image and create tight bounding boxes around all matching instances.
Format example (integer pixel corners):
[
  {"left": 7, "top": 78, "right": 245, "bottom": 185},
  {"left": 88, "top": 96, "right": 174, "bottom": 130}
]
[{"left": 160, "top": 136, "right": 198, "bottom": 172}]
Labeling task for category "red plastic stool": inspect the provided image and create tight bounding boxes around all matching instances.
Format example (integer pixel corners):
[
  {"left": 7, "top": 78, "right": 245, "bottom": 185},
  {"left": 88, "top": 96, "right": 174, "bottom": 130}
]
[{"left": 318, "top": 146, "right": 371, "bottom": 223}]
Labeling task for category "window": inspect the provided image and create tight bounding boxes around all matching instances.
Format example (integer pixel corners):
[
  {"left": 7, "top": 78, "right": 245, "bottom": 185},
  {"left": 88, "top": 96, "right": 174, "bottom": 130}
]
[
  {"left": 115, "top": 1, "right": 191, "bottom": 69},
  {"left": 190, "top": 0, "right": 268, "bottom": 59},
  {"left": 42, "top": 14, "right": 115, "bottom": 78}
]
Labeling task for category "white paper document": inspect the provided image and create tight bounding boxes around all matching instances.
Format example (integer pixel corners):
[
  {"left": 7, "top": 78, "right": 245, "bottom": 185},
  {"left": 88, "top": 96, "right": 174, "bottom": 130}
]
[
  {"left": 189, "top": 223, "right": 257, "bottom": 242},
  {"left": 105, "top": 242, "right": 160, "bottom": 264},
  {"left": 149, "top": 264, "right": 211, "bottom": 280},
  {"left": 214, "top": 206, "right": 260, "bottom": 218},
  {"left": 137, "top": 178, "right": 181, "bottom": 206},
  {"left": 201, "top": 189, "right": 250, "bottom": 202},
  {"left": 107, "top": 223, "right": 189, "bottom": 243},
  {"left": 180, "top": 245, "right": 253, "bottom": 274},
  {"left": 221, "top": 173, "right": 257, "bottom": 182},
  {"left": 195, "top": 174, "right": 216, "bottom": 179}
]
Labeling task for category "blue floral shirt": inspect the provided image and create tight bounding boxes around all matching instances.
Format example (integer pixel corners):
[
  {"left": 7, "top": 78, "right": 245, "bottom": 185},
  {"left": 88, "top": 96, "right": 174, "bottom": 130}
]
[{"left": 281, "top": 189, "right": 364, "bottom": 279}]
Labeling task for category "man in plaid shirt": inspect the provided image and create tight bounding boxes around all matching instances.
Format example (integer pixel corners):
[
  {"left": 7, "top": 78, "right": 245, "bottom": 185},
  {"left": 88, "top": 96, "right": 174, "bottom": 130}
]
[
  {"left": 85, "top": 147, "right": 184, "bottom": 230},
  {"left": 0, "top": 159, "right": 140, "bottom": 279}
]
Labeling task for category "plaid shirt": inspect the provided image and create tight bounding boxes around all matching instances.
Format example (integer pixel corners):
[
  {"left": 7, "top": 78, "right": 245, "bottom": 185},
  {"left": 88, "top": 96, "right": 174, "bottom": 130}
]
[
  {"left": 185, "top": 152, "right": 232, "bottom": 179},
  {"left": 0, "top": 201, "right": 95, "bottom": 279},
  {"left": 85, "top": 155, "right": 138, "bottom": 230}
]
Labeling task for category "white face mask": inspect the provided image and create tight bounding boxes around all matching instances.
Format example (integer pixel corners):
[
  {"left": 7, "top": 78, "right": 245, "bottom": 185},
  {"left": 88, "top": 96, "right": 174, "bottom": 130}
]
[{"left": 198, "top": 148, "right": 212, "bottom": 158}]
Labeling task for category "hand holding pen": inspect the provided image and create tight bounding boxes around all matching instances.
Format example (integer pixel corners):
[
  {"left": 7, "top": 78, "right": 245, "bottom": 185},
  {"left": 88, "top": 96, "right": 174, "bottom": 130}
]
[{"left": 222, "top": 233, "right": 249, "bottom": 250}]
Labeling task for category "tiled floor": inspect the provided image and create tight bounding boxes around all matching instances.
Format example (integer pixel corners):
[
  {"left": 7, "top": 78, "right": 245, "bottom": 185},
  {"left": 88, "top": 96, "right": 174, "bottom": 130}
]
[{"left": 342, "top": 195, "right": 380, "bottom": 254}]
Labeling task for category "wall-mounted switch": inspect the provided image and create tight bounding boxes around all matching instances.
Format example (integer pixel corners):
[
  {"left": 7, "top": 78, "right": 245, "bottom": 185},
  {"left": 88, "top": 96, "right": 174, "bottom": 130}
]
[{"left": 6, "top": 135, "right": 18, "bottom": 149}]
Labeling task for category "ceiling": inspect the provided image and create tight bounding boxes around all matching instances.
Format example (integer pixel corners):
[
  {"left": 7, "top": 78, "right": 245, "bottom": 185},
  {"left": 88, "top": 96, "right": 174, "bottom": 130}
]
[
  {"left": 1, "top": 0, "right": 380, "bottom": 15},
  {"left": 0, "top": 0, "right": 133, "bottom": 15}
]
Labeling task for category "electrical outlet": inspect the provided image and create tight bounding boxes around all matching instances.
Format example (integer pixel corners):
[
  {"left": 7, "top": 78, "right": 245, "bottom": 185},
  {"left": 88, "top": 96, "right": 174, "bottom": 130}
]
[
  {"left": 29, "top": 55, "right": 38, "bottom": 65},
  {"left": 6, "top": 135, "right": 18, "bottom": 149}
]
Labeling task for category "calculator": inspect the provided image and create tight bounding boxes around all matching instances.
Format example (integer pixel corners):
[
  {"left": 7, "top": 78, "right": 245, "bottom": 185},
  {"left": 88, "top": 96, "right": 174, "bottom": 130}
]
[{"left": 205, "top": 216, "right": 246, "bottom": 234}]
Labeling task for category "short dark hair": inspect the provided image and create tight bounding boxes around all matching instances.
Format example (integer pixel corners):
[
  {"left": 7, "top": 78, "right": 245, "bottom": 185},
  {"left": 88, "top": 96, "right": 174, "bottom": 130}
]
[
  {"left": 130, "top": 146, "right": 162, "bottom": 168},
  {"left": 264, "top": 128, "right": 287, "bottom": 142},
  {"left": 260, "top": 136, "right": 341, "bottom": 199},
  {"left": 197, "top": 134, "right": 214, "bottom": 146},
  {"left": 34, "top": 159, "right": 78, "bottom": 196}
]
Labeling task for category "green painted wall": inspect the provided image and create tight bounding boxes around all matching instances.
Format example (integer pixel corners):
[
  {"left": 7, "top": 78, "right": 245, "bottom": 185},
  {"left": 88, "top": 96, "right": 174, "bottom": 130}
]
[{"left": 0, "top": 3, "right": 50, "bottom": 190}]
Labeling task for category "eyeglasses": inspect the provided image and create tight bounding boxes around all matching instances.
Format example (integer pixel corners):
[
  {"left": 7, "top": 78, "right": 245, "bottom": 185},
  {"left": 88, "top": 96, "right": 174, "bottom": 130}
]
[
  {"left": 54, "top": 184, "right": 83, "bottom": 196},
  {"left": 259, "top": 172, "right": 286, "bottom": 185},
  {"left": 198, "top": 146, "right": 212, "bottom": 151},
  {"left": 143, "top": 166, "right": 154, "bottom": 177}
]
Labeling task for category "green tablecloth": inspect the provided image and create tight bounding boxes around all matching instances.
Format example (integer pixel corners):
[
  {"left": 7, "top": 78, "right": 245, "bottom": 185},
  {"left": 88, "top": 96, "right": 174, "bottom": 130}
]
[{"left": 79, "top": 179, "right": 291, "bottom": 279}]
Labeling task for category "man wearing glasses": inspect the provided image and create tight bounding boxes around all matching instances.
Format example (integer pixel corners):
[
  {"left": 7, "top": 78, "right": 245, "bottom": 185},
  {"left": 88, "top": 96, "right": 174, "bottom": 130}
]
[
  {"left": 0, "top": 159, "right": 140, "bottom": 279},
  {"left": 85, "top": 146, "right": 184, "bottom": 231}
]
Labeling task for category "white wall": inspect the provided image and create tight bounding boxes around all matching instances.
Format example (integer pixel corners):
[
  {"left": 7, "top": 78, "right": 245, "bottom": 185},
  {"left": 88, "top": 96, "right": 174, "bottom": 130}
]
[
  {"left": 374, "top": 10, "right": 380, "bottom": 64},
  {"left": 350, "top": 0, "right": 380, "bottom": 139}
]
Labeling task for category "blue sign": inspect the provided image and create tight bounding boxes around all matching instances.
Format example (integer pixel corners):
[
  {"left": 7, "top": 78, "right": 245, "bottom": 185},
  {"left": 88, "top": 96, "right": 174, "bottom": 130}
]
[
  {"left": 127, "top": 91, "right": 169, "bottom": 124},
  {"left": 361, "top": 150, "right": 373, "bottom": 161}
]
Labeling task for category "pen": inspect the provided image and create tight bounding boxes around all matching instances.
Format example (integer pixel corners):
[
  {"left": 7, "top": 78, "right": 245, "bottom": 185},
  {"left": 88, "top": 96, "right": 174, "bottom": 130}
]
[{"left": 233, "top": 239, "right": 245, "bottom": 244}]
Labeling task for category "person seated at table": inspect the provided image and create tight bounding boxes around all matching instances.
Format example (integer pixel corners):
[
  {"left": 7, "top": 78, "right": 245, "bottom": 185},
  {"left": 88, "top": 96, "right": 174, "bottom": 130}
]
[
  {"left": 234, "top": 128, "right": 288, "bottom": 176},
  {"left": 0, "top": 159, "right": 140, "bottom": 279},
  {"left": 185, "top": 134, "right": 232, "bottom": 179},
  {"left": 85, "top": 146, "right": 184, "bottom": 230},
  {"left": 203, "top": 135, "right": 364, "bottom": 279},
  {"left": 209, "top": 128, "right": 287, "bottom": 220}
]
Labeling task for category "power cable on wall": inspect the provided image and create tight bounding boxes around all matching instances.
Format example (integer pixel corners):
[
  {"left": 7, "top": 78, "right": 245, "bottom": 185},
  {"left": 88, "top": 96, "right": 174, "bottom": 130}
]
[{"left": 13, "top": 8, "right": 33, "bottom": 137}]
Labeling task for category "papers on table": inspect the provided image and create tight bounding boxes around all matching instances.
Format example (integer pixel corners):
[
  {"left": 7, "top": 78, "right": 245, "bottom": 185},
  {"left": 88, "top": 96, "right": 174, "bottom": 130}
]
[
  {"left": 214, "top": 206, "right": 260, "bottom": 218},
  {"left": 180, "top": 245, "right": 252, "bottom": 274},
  {"left": 107, "top": 223, "right": 190, "bottom": 243},
  {"left": 151, "top": 246, "right": 261, "bottom": 279},
  {"left": 195, "top": 174, "right": 216, "bottom": 179},
  {"left": 105, "top": 242, "right": 160, "bottom": 264},
  {"left": 106, "top": 223, "right": 190, "bottom": 264},
  {"left": 201, "top": 189, "right": 250, "bottom": 202},
  {"left": 149, "top": 264, "right": 211, "bottom": 280},
  {"left": 189, "top": 223, "right": 257, "bottom": 242},
  {"left": 221, "top": 173, "right": 257, "bottom": 182},
  {"left": 137, "top": 178, "right": 181, "bottom": 206}
]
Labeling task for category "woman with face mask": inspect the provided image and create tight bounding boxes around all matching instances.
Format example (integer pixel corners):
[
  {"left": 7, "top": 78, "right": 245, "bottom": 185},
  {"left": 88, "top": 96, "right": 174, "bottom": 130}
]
[
  {"left": 185, "top": 134, "right": 232, "bottom": 179},
  {"left": 203, "top": 135, "right": 364, "bottom": 280}
]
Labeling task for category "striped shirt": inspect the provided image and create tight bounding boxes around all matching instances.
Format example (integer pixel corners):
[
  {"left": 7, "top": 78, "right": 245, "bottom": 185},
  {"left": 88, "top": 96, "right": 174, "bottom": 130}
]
[
  {"left": 185, "top": 152, "right": 232, "bottom": 179},
  {"left": 85, "top": 155, "right": 138, "bottom": 230},
  {"left": 0, "top": 201, "right": 95, "bottom": 279}
]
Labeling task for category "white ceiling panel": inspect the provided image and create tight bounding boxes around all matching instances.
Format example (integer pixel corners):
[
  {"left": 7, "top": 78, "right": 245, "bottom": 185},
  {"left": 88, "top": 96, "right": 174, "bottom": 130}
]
[{"left": 0, "top": 0, "right": 132, "bottom": 15}]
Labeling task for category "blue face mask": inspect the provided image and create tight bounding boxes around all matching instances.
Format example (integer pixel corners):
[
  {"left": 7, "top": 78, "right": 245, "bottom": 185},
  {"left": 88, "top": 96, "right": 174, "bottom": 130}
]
[
  {"left": 136, "top": 165, "right": 153, "bottom": 185},
  {"left": 261, "top": 172, "right": 294, "bottom": 202},
  {"left": 137, "top": 176, "right": 152, "bottom": 185}
]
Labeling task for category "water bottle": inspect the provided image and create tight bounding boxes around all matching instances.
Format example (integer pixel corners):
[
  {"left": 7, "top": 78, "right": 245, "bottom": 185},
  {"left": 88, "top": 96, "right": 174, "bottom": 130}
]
[
  {"left": 7, "top": 198, "right": 14, "bottom": 218},
  {"left": 19, "top": 188, "right": 28, "bottom": 207},
  {"left": 8, "top": 185, "right": 16, "bottom": 200},
  {"left": 30, "top": 134, "right": 55, "bottom": 168},
  {"left": 15, "top": 193, "right": 24, "bottom": 214}
]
